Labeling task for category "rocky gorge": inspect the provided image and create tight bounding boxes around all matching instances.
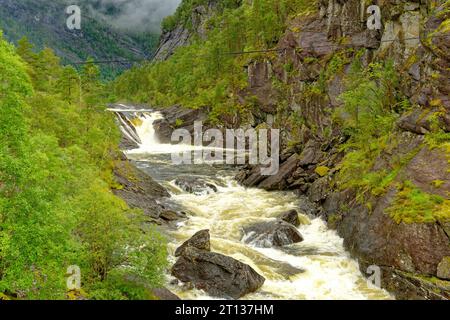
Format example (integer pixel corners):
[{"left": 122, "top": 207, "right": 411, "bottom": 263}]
[{"left": 111, "top": 0, "right": 450, "bottom": 300}]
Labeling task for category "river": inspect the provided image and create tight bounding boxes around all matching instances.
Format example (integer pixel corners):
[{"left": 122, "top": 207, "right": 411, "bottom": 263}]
[{"left": 120, "top": 108, "right": 391, "bottom": 300}]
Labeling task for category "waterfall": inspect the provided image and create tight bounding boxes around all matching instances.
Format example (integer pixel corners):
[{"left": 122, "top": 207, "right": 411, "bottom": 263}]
[
  {"left": 133, "top": 112, "right": 164, "bottom": 150},
  {"left": 113, "top": 105, "right": 392, "bottom": 300}
]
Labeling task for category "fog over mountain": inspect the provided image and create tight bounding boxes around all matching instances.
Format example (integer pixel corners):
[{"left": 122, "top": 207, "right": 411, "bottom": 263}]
[{"left": 88, "top": 0, "right": 182, "bottom": 32}]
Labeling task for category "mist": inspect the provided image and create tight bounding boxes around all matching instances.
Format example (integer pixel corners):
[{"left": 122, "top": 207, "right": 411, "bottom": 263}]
[{"left": 87, "top": 0, "right": 182, "bottom": 33}]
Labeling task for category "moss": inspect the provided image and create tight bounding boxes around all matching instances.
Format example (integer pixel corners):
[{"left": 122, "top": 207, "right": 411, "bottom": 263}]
[
  {"left": 387, "top": 180, "right": 450, "bottom": 224},
  {"left": 327, "top": 213, "right": 343, "bottom": 229},
  {"left": 0, "top": 292, "right": 11, "bottom": 300},
  {"left": 432, "top": 180, "right": 445, "bottom": 188},
  {"left": 130, "top": 117, "right": 143, "bottom": 127},
  {"left": 175, "top": 118, "right": 185, "bottom": 128},
  {"left": 315, "top": 166, "right": 330, "bottom": 177}
]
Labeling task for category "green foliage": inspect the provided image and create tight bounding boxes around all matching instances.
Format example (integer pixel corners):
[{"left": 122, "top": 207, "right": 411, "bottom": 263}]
[
  {"left": 0, "top": 34, "right": 167, "bottom": 299},
  {"left": 115, "top": 0, "right": 316, "bottom": 124},
  {"left": 387, "top": 181, "right": 449, "bottom": 224},
  {"left": 424, "top": 110, "right": 450, "bottom": 149},
  {"left": 0, "top": 1, "right": 159, "bottom": 79},
  {"left": 335, "top": 60, "right": 403, "bottom": 200},
  {"left": 162, "top": 0, "right": 242, "bottom": 32}
]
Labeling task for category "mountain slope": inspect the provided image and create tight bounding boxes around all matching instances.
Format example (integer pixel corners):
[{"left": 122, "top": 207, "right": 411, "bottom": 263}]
[{"left": 0, "top": 0, "right": 160, "bottom": 78}]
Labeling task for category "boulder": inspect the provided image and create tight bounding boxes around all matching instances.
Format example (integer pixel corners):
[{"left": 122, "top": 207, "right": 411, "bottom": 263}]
[
  {"left": 174, "top": 177, "right": 218, "bottom": 195},
  {"left": 159, "top": 210, "right": 186, "bottom": 222},
  {"left": 172, "top": 247, "right": 265, "bottom": 299},
  {"left": 242, "top": 220, "right": 303, "bottom": 248},
  {"left": 171, "top": 231, "right": 265, "bottom": 299},
  {"left": 278, "top": 210, "right": 300, "bottom": 227},
  {"left": 175, "top": 229, "right": 211, "bottom": 257},
  {"left": 437, "top": 257, "right": 450, "bottom": 280}
]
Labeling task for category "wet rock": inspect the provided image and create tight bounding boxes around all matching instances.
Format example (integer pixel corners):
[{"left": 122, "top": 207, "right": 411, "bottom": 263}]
[
  {"left": 376, "top": 266, "right": 450, "bottom": 300},
  {"left": 278, "top": 210, "right": 300, "bottom": 227},
  {"left": 242, "top": 220, "right": 303, "bottom": 248},
  {"left": 258, "top": 154, "right": 299, "bottom": 191},
  {"left": 437, "top": 257, "right": 450, "bottom": 280},
  {"left": 151, "top": 288, "right": 181, "bottom": 300},
  {"left": 174, "top": 177, "right": 218, "bottom": 195},
  {"left": 175, "top": 229, "right": 211, "bottom": 257},
  {"left": 172, "top": 231, "right": 265, "bottom": 299},
  {"left": 308, "top": 176, "right": 331, "bottom": 203},
  {"left": 159, "top": 210, "right": 186, "bottom": 222}
]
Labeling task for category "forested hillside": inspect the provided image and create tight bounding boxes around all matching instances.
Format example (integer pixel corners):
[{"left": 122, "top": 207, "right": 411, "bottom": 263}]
[
  {"left": 0, "top": 0, "right": 449, "bottom": 301},
  {"left": 114, "top": 0, "right": 450, "bottom": 299},
  {"left": 0, "top": 33, "right": 167, "bottom": 300},
  {"left": 0, "top": 0, "right": 160, "bottom": 78}
]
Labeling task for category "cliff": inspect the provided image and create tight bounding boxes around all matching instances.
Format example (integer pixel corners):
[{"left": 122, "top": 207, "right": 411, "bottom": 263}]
[{"left": 235, "top": 0, "right": 450, "bottom": 299}]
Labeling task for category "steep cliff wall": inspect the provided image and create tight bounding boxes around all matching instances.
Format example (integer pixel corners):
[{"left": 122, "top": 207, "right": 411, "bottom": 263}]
[{"left": 235, "top": 0, "right": 450, "bottom": 299}]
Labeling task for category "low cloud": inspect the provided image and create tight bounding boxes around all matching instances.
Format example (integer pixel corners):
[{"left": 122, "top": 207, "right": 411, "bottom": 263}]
[{"left": 87, "top": 0, "right": 181, "bottom": 33}]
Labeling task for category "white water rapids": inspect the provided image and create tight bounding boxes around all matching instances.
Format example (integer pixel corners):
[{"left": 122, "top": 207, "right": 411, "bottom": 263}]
[{"left": 123, "top": 110, "right": 391, "bottom": 300}]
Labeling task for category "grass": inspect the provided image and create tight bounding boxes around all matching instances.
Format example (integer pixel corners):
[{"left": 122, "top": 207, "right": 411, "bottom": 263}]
[{"left": 387, "top": 180, "right": 450, "bottom": 224}]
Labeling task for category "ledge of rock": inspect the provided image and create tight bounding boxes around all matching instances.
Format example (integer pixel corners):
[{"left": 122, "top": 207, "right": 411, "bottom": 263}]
[{"left": 113, "top": 155, "right": 186, "bottom": 225}]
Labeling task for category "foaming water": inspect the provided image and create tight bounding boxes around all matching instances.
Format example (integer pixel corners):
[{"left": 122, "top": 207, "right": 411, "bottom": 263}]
[
  {"left": 125, "top": 111, "right": 391, "bottom": 300},
  {"left": 127, "top": 113, "right": 224, "bottom": 156}
]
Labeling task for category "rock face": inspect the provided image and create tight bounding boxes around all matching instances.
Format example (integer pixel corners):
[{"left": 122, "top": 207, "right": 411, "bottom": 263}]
[
  {"left": 437, "top": 257, "right": 450, "bottom": 281},
  {"left": 112, "top": 154, "right": 188, "bottom": 226},
  {"left": 153, "top": 1, "right": 220, "bottom": 61},
  {"left": 153, "top": 105, "right": 209, "bottom": 144},
  {"left": 174, "top": 177, "right": 218, "bottom": 195},
  {"left": 232, "top": 0, "right": 450, "bottom": 299},
  {"left": 171, "top": 230, "right": 265, "bottom": 299},
  {"left": 242, "top": 220, "right": 303, "bottom": 248}
]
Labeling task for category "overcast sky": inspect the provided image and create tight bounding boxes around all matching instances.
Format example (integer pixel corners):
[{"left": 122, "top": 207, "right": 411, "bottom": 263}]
[{"left": 88, "top": 0, "right": 182, "bottom": 33}]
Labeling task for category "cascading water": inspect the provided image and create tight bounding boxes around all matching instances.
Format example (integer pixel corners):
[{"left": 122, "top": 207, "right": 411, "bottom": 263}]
[{"left": 124, "top": 110, "right": 391, "bottom": 300}]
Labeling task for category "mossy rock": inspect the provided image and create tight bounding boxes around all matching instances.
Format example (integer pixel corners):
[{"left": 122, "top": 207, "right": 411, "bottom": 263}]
[
  {"left": 315, "top": 166, "right": 330, "bottom": 177},
  {"left": 437, "top": 256, "right": 450, "bottom": 280}
]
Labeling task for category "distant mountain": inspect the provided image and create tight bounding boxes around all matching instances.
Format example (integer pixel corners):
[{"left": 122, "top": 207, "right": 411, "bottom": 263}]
[{"left": 0, "top": 0, "right": 161, "bottom": 78}]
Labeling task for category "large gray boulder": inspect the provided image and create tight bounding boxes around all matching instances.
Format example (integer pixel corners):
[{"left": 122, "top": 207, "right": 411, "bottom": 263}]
[
  {"left": 174, "top": 177, "right": 218, "bottom": 195},
  {"left": 175, "top": 229, "right": 210, "bottom": 257},
  {"left": 242, "top": 220, "right": 304, "bottom": 248},
  {"left": 278, "top": 210, "right": 300, "bottom": 227},
  {"left": 172, "top": 247, "right": 265, "bottom": 299},
  {"left": 171, "top": 231, "right": 265, "bottom": 299}
]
